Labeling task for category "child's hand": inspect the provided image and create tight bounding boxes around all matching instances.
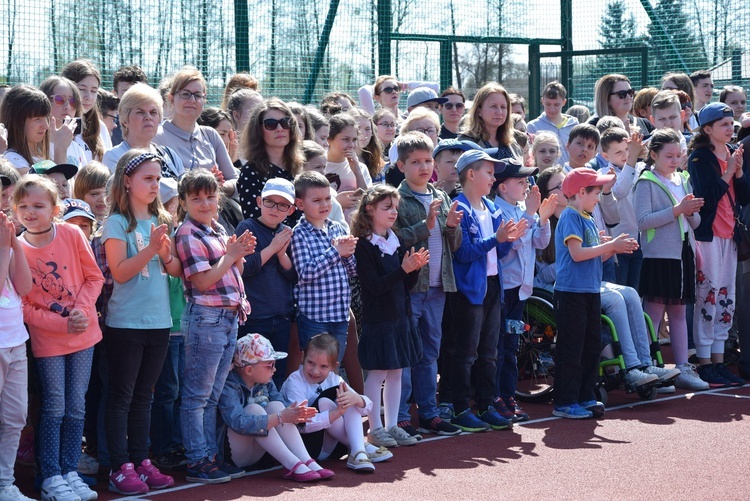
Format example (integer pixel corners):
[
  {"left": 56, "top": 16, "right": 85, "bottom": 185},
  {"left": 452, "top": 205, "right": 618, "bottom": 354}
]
[
  {"left": 269, "top": 227, "right": 293, "bottom": 254},
  {"left": 227, "top": 129, "right": 239, "bottom": 160},
  {"left": 538, "top": 193, "right": 557, "bottom": 224},
  {"left": 336, "top": 381, "right": 363, "bottom": 410},
  {"left": 425, "top": 199, "right": 441, "bottom": 230},
  {"left": 147, "top": 223, "right": 170, "bottom": 256},
  {"left": 50, "top": 116, "right": 76, "bottom": 151},
  {"left": 598, "top": 230, "right": 612, "bottom": 244},
  {"left": 603, "top": 167, "right": 617, "bottom": 192},
  {"left": 446, "top": 201, "right": 464, "bottom": 228},
  {"left": 226, "top": 230, "right": 256, "bottom": 260},
  {"left": 741, "top": 112, "right": 750, "bottom": 129},
  {"left": 675, "top": 194, "right": 705, "bottom": 216},
  {"left": 401, "top": 247, "right": 429, "bottom": 273},
  {"left": 610, "top": 233, "right": 639, "bottom": 254},
  {"left": 525, "top": 185, "right": 542, "bottom": 216},
  {"left": 0, "top": 212, "right": 13, "bottom": 250},
  {"left": 731, "top": 144, "right": 744, "bottom": 178},
  {"left": 210, "top": 165, "right": 225, "bottom": 185},
  {"left": 496, "top": 218, "right": 529, "bottom": 243},
  {"left": 333, "top": 235, "right": 358, "bottom": 258},
  {"left": 67, "top": 308, "right": 89, "bottom": 334},
  {"left": 281, "top": 400, "right": 317, "bottom": 424},
  {"left": 337, "top": 190, "right": 362, "bottom": 210},
  {"left": 627, "top": 131, "right": 644, "bottom": 165}
]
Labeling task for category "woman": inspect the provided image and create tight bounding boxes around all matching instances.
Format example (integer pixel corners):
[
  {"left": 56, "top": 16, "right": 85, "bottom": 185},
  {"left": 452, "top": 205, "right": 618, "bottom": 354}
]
[
  {"left": 198, "top": 107, "right": 239, "bottom": 166},
  {"left": 153, "top": 67, "right": 237, "bottom": 194},
  {"left": 589, "top": 74, "right": 653, "bottom": 134},
  {"left": 458, "top": 82, "right": 523, "bottom": 160},
  {"left": 439, "top": 87, "right": 466, "bottom": 139},
  {"left": 39, "top": 76, "right": 88, "bottom": 168},
  {"left": 237, "top": 97, "right": 303, "bottom": 222},
  {"left": 358, "top": 75, "right": 440, "bottom": 118},
  {"left": 384, "top": 108, "right": 441, "bottom": 187},
  {"left": 102, "top": 83, "right": 184, "bottom": 179}
]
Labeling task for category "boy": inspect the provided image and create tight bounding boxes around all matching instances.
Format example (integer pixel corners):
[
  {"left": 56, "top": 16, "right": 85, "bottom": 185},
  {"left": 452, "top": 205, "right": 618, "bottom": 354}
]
[
  {"left": 449, "top": 149, "right": 528, "bottom": 432},
  {"left": 690, "top": 70, "right": 713, "bottom": 112},
  {"left": 61, "top": 198, "right": 97, "bottom": 240},
  {"left": 526, "top": 81, "right": 579, "bottom": 166},
  {"left": 235, "top": 178, "right": 297, "bottom": 387},
  {"left": 492, "top": 158, "right": 552, "bottom": 422},
  {"left": 509, "top": 94, "right": 526, "bottom": 120},
  {"left": 553, "top": 169, "right": 638, "bottom": 419},
  {"left": 392, "top": 132, "right": 463, "bottom": 438},
  {"left": 291, "top": 171, "right": 357, "bottom": 362},
  {"left": 29, "top": 161, "right": 77, "bottom": 199},
  {"left": 432, "top": 138, "right": 475, "bottom": 198}
]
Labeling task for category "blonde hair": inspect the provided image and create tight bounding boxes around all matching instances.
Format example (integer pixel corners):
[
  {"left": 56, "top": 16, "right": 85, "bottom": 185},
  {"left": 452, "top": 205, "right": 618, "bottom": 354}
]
[
  {"left": 401, "top": 107, "right": 440, "bottom": 133},
  {"left": 350, "top": 184, "right": 400, "bottom": 239},
  {"left": 73, "top": 161, "right": 111, "bottom": 200},
  {"left": 633, "top": 87, "right": 659, "bottom": 119},
  {"left": 221, "top": 73, "right": 259, "bottom": 110},
  {"left": 461, "top": 82, "right": 514, "bottom": 146},
  {"left": 118, "top": 83, "right": 164, "bottom": 138},
  {"left": 531, "top": 131, "right": 561, "bottom": 156},
  {"left": 13, "top": 174, "right": 62, "bottom": 218},
  {"left": 109, "top": 149, "right": 171, "bottom": 232}
]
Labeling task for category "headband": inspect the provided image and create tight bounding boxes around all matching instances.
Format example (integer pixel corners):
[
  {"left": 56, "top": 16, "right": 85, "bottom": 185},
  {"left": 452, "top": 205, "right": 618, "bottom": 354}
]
[{"left": 124, "top": 152, "right": 163, "bottom": 176}]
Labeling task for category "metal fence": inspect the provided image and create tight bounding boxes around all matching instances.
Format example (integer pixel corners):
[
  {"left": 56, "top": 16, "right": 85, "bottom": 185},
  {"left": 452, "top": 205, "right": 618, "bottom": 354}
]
[{"left": 2, "top": 0, "right": 749, "bottom": 115}]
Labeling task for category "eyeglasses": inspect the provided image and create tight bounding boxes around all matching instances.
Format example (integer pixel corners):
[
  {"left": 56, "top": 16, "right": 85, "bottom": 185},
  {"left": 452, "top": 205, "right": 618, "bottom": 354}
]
[
  {"left": 376, "top": 122, "right": 396, "bottom": 129},
  {"left": 50, "top": 95, "right": 76, "bottom": 107},
  {"left": 378, "top": 86, "right": 399, "bottom": 95},
  {"left": 548, "top": 183, "right": 563, "bottom": 192},
  {"left": 682, "top": 102, "right": 693, "bottom": 110},
  {"left": 414, "top": 126, "right": 438, "bottom": 135},
  {"left": 105, "top": 113, "right": 118, "bottom": 120},
  {"left": 442, "top": 102, "right": 465, "bottom": 110},
  {"left": 609, "top": 89, "right": 635, "bottom": 100},
  {"left": 262, "top": 198, "right": 293, "bottom": 212},
  {"left": 176, "top": 90, "right": 206, "bottom": 101},
  {"left": 258, "top": 361, "right": 276, "bottom": 368},
  {"left": 262, "top": 117, "right": 292, "bottom": 131}
]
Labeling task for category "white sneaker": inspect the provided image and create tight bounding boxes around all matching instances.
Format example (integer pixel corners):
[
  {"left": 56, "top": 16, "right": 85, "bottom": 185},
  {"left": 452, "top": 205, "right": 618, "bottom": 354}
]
[
  {"left": 657, "top": 385, "right": 676, "bottom": 394},
  {"left": 644, "top": 365, "right": 681, "bottom": 382},
  {"left": 0, "top": 484, "right": 35, "bottom": 501},
  {"left": 63, "top": 472, "right": 97, "bottom": 501},
  {"left": 387, "top": 425, "right": 418, "bottom": 446},
  {"left": 366, "top": 427, "right": 397, "bottom": 448},
  {"left": 41, "top": 476, "right": 80, "bottom": 501},
  {"left": 675, "top": 363, "right": 710, "bottom": 391},
  {"left": 624, "top": 368, "right": 659, "bottom": 387},
  {"left": 77, "top": 453, "right": 99, "bottom": 476}
]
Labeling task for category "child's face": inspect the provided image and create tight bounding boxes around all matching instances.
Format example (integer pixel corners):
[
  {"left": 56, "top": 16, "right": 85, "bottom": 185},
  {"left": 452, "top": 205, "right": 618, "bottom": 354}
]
[
  {"left": 695, "top": 78, "right": 714, "bottom": 104},
  {"left": 328, "top": 125, "right": 358, "bottom": 158},
  {"left": 704, "top": 117, "right": 735, "bottom": 144},
  {"left": 25, "top": 116, "right": 49, "bottom": 146},
  {"left": 243, "top": 360, "right": 277, "bottom": 385},
  {"left": 651, "top": 104, "right": 681, "bottom": 132},
  {"left": 566, "top": 136, "right": 598, "bottom": 167},
  {"left": 294, "top": 113, "right": 307, "bottom": 139},
  {"left": 356, "top": 117, "right": 372, "bottom": 149},
  {"left": 181, "top": 188, "right": 218, "bottom": 226},
  {"left": 47, "top": 172, "right": 70, "bottom": 200},
  {"left": 511, "top": 102, "right": 525, "bottom": 119},
  {"left": 577, "top": 186, "right": 602, "bottom": 213},
  {"left": 314, "top": 126, "right": 329, "bottom": 149},
  {"left": 125, "top": 161, "right": 161, "bottom": 208},
  {"left": 66, "top": 216, "right": 93, "bottom": 239},
  {"left": 469, "top": 161, "right": 496, "bottom": 197},
  {"left": 14, "top": 186, "right": 59, "bottom": 233},
  {"left": 1, "top": 184, "right": 15, "bottom": 213},
  {"left": 374, "top": 114, "right": 397, "bottom": 144},
  {"left": 303, "top": 154, "right": 327, "bottom": 175},
  {"left": 546, "top": 172, "right": 567, "bottom": 208},
  {"left": 163, "top": 197, "right": 179, "bottom": 221},
  {"left": 724, "top": 91, "right": 747, "bottom": 120},
  {"left": 257, "top": 194, "right": 294, "bottom": 227},
  {"left": 398, "top": 149, "right": 434, "bottom": 189},
  {"left": 49, "top": 83, "right": 76, "bottom": 123},
  {"left": 370, "top": 196, "right": 399, "bottom": 234},
  {"left": 296, "top": 187, "right": 331, "bottom": 225},
  {"left": 83, "top": 188, "right": 108, "bottom": 219},
  {"left": 542, "top": 96, "right": 566, "bottom": 119},
  {"left": 102, "top": 109, "right": 117, "bottom": 135},
  {"left": 534, "top": 142, "right": 560, "bottom": 170},
  {"left": 498, "top": 177, "right": 529, "bottom": 204},
  {"left": 75, "top": 75, "right": 99, "bottom": 114},
  {"left": 602, "top": 139, "right": 628, "bottom": 168},
  {"left": 434, "top": 150, "right": 460, "bottom": 183},
  {"left": 302, "top": 349, "right": 336, "bottom": 385},
  {"left": 375, "top": 79, "right": 400, "bottom": 108},
  {"left": 650, "top": 142, "right": 682, "bottom": 174}
]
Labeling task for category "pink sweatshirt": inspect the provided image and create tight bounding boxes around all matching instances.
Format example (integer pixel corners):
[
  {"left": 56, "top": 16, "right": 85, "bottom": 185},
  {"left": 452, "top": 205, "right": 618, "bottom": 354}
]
[{"left": 21, "top": 223, "right": 104, "bottom": 357}]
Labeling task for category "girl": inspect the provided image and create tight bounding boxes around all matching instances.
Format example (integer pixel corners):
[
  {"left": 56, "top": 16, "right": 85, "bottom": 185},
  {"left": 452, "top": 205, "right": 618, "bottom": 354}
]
[
  {"left": 102, "top": 149, "right": 182, "bottom": 495},
  {"left": 219, "top": 334, "right": 326, "bottom": 482},
  {"left": 175, "top": 169, "right": 254, "bottom": 484},
  {"left": 220, "top": 72, "right": 259, "bottom": 111},
  {"left": 634, "top": 129, "right": 706, "bottom": 391},
  {"left": 531, "top": 131, "right": 563, "bottom": 173},
  {"left": 15, "top": 175, "right": 103, "bottom": 501},
  {"left": 73, "top": 161, "right": 110, "bottom": 223},
  {"left": 307, "top": 108, "right": 330, "bottom": 150},
  {"left": 281, "top": 333, "right": 392, "bottom": 472},
  {"left": 351, "top": 185, "right": 427, "bottom": 447},
  {"left": 373, "top": 109, "right": 397, "bottom": 162},
  {"left": 358, "top": 75, "right": 439, "bottom": 117},
  {"left": 198, "top": 107, "right": 240, "bottom": 166},
  {"left": 301, "top": 140, "right": 348, "bottom": 231},
  {"left": 226, "top": 89, "right": 264, "bottom": 137},
  {"left": 687, "top": 104, "right": 749, "bottom": 387},
  {"left": 39, "top": 76, "right": 88, "bottom": 168},
  {"left": 439, "top": 87, "right": 466, "bottom": 139},
  {"left": 320, "top": 92, "right": 356, "bottom": 116},
  {"left": 287, "top": 102, "right": 314, "bottom": 141},
  {"left": 325, "top": 114, "right": 372, "bottom": 220},
  {"left": 349, "top": 108, "right": 385, "bottom": 184}
]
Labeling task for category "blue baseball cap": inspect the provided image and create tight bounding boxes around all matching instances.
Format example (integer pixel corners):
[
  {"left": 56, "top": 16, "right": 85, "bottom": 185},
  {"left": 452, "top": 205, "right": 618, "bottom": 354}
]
[
  {"left": 455, "top": 149, "right": 507, "bottom": 174},
  {"left": 432, "top": 138, "right": 499, "bottom": 159},
  {"left": 62, "top": 198, "right": 96, "bottom": 222},
  {"left": 697, "top": 102, "right": 734, "bottom": 126},
  {"left": 262, "top": 177, "right": 296, "bottom": 204}
]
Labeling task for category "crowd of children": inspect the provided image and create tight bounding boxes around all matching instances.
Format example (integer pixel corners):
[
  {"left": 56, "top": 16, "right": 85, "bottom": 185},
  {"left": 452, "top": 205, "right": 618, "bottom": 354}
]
[{"left": 0, "top": 63, "right": 748, "bottom": 500}]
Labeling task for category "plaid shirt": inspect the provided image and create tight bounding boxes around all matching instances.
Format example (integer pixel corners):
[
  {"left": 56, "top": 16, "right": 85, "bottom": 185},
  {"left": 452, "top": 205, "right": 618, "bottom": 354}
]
[
  {"left": 91, "top": 235, "right": 114, "bottom": 328},
  {"left": 176, "top": 217, "right": 246, "bottom": 309},
  {"left": 291, "top": 216, "right": 356, "bottom": 323}
]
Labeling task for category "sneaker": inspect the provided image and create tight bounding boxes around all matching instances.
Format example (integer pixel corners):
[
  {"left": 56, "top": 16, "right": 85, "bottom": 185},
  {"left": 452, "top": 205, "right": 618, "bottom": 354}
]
[
  {"left": 492, "top": 398, "right": 515, "bottom": 420},
  {"left": 388, "top": 425, "right": 419, "bottom": 446},
  {"left": 346, "top": 451, "right": 375, "bottom": 473},
  {"left": 417, "top": 416, "right": 461, "bottom": 436},
  {"left": 367, "top": 427, "right": 397, "bottom": 448},
  {"left": 136, "top": 459, "right": 175, "bottom": 489},
  {"left": 552, "top": 403, "right": 593, "bottom": 419},
  {"left": 478, "top": 406, "right": 513, "bottom": 430},
  {"left": 216, "top": 458, "right": 245, "bottom": 479},
  {"left": 624, "top": 368, "right": 659, "bottom": 387},
  {"left": 365, "top": 445, "right": 393, "bottom": 463},
  {"left": 713, "top": 363, "right": 746, "bottom": 387},
  {"left": 152, "top": 450, "right": 189, "bottom": 471},
  {"left": 675, "top": 363, "right": 710, "bottom": 391},
  {"left": 0, "top": 485, "right": 34, "bottom": 501},
  {"left": 579, "top": 400, "right": 606, "bottom": 418},
  {"left": 185, "top": 457, "right": 231, "bottom": 484},
  {"left": 63, "top": 472, "right": 97, "bottom": 501},
  {"left": 108, "top": 463, "right": 148, "bottom": 496},
  {"left": 77, "top": 453, "right": 99, "bottom": 476},
  {"left": 451, "top": 409, "right": 491, "bottom": 432},
  {"left": 644, "top": 365, "right": 681, "bottom": 382},
  {"left": 504, "top": 396, "right": 530, "bottom": 422},
  {"left": 436, "top": 402, "right": 454, "bottom": 422},
  {"left": 397, "top": 421, "right": 422, "bottom": 441},
  {"left": 41, "top": 475, "right": 81, "bottom": 501},
  {"left": 696, "top": 364, "right": 732, "bottom": 389},
  {"left": 657, "top": 385, "right": 676, "bottom": 394}
]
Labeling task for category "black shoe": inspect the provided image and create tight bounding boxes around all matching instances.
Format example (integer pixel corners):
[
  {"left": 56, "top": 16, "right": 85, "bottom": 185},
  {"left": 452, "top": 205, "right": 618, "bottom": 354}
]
[
  {"left": 713, "top": 363, "right": 746, "bottom": 387},
  {"left": 152, "top": 450, "right": 189, "bottom": 471}
]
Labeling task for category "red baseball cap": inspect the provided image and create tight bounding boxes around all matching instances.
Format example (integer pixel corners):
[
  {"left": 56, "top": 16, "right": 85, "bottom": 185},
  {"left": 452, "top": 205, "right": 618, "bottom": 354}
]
[{"left": 561, "top": 168, "right": 615, "bottom": 198}]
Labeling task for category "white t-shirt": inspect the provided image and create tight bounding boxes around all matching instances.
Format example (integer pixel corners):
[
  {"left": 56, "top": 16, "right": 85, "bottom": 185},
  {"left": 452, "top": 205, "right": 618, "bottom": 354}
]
[
  {"left": 0, "top": 249, "right": 29, "bottom": 348},
  {"left": 475, "top": 206, "right": 498, "bottom": 276}
]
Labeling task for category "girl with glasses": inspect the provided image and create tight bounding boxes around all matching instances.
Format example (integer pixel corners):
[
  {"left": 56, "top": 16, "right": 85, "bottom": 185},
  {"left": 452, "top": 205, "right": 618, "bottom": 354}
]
[
  {"left": 373, "top": 109, "right": 398, "bottom": 162},
  {"left": 39, "top": 76, "right": 88, "bottom": 170}
]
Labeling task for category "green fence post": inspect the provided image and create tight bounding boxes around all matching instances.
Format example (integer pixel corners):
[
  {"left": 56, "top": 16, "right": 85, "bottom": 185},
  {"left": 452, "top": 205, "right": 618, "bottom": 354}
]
[
  {"left": 641, "top": 47, "right": 648, "bottom": 88},
  {"left": 439, "top": 40, "right": 452, "bottom": 92},
  {"left": 378, "top": 0, "right": 392, "bottom": 77},
  {"left": 234, "top": 0, "right": 249, "bottom": 72},
  {"left": 529, "top": 43, "right": 540, "bottom": 119},
  {"left": 560, "top": 0, "right": 573, "bottom": 99},
  {"left": 303, "top": 0, "right": 341, "bottom": 104}
]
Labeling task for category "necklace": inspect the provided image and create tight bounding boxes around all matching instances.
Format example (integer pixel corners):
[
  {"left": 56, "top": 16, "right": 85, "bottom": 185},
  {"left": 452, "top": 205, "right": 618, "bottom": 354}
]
[{"left": 25, "top": 226, "right": 52, "bottom": 235}]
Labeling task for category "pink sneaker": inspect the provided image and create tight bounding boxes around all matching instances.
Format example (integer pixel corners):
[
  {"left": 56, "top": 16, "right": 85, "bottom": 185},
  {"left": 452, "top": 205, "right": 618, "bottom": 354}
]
[
  {"left": 136, "top": 459, "right": 175, "bottom": 489},
  {"left": 109, "top": 463, "right": 149, "bottom": 495}
]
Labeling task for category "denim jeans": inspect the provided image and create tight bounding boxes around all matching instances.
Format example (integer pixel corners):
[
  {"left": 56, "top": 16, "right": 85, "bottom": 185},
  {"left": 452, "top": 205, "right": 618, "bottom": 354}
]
[
  {"left": 36, "top": 346, "right": 94, "bottom": 479},
  {"left": 0, "top": 344, "right": 27, "bottom": 487},
  {"left": 496, "top": 286, "right": 523, "bottom": 399},
  {"left": 181, "top": 303, "right": 238, "bottom": 463},
  {"left": 614, "top": 248, "right": 643, "bottom": 290},
  {"left": 601, "top": 282, "right": 651, "bottom": 369},
  {"left": 602, "top": 256, "right": 616, "bottom": 283},
  {"left": 241, "top": 314, "right": 292, "bottom": 388},
  {"left": 95, "top": 341, "right": 110, "bottom": 468},
  {"left": 150, "top": 335, "right": 185, "bottom": 456},
  {"left": 296, "top": 313, "right": 348, "bottom": 364},
  {"left": 398, "top": 287, "right": 445, "bottom": 422}
]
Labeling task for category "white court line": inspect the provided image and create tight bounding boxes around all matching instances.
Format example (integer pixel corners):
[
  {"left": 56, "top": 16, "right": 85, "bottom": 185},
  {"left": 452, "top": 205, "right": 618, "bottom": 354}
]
[{"left": 113, "top": 385, "right": 746, "bottom": 500}]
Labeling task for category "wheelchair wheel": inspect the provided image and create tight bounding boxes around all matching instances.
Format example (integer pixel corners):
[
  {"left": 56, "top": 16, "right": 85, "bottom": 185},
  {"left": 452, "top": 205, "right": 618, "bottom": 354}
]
[
  {"left": 516, "top": 294, "right": 556, "bottom": 402},
  {"left": 637, "top": 384, "right": 658, "bottom": 400},
  {"left": 596, "top": 383, "right": 608, "bottom": 407}
]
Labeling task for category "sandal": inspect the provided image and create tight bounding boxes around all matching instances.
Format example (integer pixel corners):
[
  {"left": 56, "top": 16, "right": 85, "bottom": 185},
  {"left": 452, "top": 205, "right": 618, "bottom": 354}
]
[
  {"left": 282, "top": 460, "right": 321, "bottom": 482},
  {"left": 304, "top": 458, "right": 335, "bottom": 479}
]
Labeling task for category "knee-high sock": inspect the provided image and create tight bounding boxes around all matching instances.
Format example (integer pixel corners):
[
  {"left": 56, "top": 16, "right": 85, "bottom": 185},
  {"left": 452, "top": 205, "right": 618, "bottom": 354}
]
[
  {"left": 666, "top": 304, "right": 688, "bottom": 366},
  {"left": 382, "top": 369, "right": 402, "bottom": 429},
  {"left": 319, "top": 398, "right": 365, "bottom": 454},
  {"left": 364, "top": 370, "right": 387, "bottom": 430}
]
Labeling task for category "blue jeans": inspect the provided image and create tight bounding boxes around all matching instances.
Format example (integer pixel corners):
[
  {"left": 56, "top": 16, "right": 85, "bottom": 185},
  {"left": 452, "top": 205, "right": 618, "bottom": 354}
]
[
  {"left": 602, "top": 256, "right": 616, "bottom": 283},
  {"left": 241, "top": 314, "right": 292, "bottom": 387},
  {"left": 296, "top": 313, "right": 348, "bottom": 364},
  {"left": 601, "top": 282, "right": 651, "bottom": 368},
  {"left": 398, "top": 287, "right": 445, "bottom": 421},
  {"left": 150, "top": 335, "right": 185, "bottom": 455},
  {"left": 614, "top": 249, "right": 643, "bottom": 290},
  {"left": 180, "top": 303, "right": 238, "bottom": 463},
  {"left": 496, "top": 286, "right": 523, "bottom": 398},
  {"left": 36, "top": 347, "right": 94, "bottom": 479}
]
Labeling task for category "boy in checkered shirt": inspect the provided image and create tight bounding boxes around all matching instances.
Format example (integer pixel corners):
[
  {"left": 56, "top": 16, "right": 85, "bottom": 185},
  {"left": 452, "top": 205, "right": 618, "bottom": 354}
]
[{"left": 290, "top": 171, "right": 358, "bottom": 362}]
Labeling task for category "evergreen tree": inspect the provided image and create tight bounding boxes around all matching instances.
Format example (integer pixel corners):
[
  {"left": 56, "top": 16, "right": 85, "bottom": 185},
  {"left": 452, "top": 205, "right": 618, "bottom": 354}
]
[
  {"left": 595, "top": 0, "right": 645, "bottom": 82},
  {"left": 646, "top": 0, "right": 709, "bottom": 79}
]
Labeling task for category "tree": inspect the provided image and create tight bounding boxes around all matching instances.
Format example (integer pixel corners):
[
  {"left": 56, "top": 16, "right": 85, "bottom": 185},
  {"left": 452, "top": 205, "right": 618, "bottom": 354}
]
[
  {"left": 594, "top": 0, "right": 645, "bottom": 81},
  {"left": 646, "top": 0, "right": 708, "bottom": 79}
]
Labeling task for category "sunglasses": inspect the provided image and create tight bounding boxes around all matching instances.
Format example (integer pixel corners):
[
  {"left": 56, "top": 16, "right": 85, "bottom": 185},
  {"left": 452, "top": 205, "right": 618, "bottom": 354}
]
[
  {"left": 262, "top": 198, "right": 293, "bottom": 212},
  {"left": 263, "top": 117, "right": 292, "bottom": 131},
  {"left": 609, "top": 89, "right": 635, "bottom": 100},
  {"left": 50, "top": 95, "right": 76, "bottom": 107},
  {"left": 442, "top": 102, "right": 465, "bottom": 110},
  {"left": 378, "top": 86, "right": 399, "bottom": 95}
]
